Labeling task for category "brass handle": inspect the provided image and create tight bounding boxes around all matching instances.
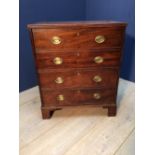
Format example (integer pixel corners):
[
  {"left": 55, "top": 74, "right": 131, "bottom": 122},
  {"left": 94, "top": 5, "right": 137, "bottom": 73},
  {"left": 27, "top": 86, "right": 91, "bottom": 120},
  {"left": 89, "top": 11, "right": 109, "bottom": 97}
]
[
  {"left": 57, "top": 94, "right": 64, "bottom": 101},
  {"left": 53, "top": 57, "right": 63, "bottom": 65},
  {"left": 94, "top": 56, "right": 104, "bottom": 64},
  {"left": 95, "top": 35, "right": 106, "bottom": 44},
  {"left": 51, "top": 36, "right": 61, "bottom": 45},
  {"left": 55, "top": 77, "right": 64, "bottom": 84},
  {"left": 93, "top": 93, "right": 101, "bottom": 99},
  {"left": 93, "top": 75, "right": 102, "bottom": 83}
]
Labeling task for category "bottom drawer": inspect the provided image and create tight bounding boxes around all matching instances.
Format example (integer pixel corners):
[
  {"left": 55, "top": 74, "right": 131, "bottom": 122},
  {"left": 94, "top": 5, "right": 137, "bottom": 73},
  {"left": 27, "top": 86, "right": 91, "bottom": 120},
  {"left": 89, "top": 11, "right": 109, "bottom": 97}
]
[{"left": 41, "top": 88, "right": 116, "bottom": 106}]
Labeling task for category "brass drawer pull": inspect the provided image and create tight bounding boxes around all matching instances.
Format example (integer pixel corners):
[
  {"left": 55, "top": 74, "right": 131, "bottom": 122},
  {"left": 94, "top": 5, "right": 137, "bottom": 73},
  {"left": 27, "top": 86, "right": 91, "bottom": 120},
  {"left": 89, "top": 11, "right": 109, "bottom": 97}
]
[
  {"left": 93, "top": 93, "right": 101, "bottom": 99},
  {"left": 94, "top": 56, "right": 104, "bottom": 64},
  {"left": 53, "top": 57, "right": 63, "bottom": 65},
  {"left": 55, "top": 77, "right": 64, "bottom": 84},
  {"left": 95, "top": 35, "right": 106, "bottom": 44},
  {"left": 51, "top": 36, "right": 61, "bottom": 45},
  {"left": 57, "top": 94, "right": 64, "bottom": 101},
  {"left": 93, "top": 75, "right": 102, "bottom": 83}
]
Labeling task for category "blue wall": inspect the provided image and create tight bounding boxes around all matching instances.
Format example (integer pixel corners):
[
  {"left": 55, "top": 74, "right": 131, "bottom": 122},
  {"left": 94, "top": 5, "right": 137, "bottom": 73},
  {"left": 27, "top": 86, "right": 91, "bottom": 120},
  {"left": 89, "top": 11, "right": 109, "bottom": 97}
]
[
  {"left": 20, "top": 0, "right": 135, "bottom": 91},
  {"left": 86, "top": 0, "right": 135, "bottom": 82},
  {"left": 19, "top": 0, "right": 86, "bottom": 92}
]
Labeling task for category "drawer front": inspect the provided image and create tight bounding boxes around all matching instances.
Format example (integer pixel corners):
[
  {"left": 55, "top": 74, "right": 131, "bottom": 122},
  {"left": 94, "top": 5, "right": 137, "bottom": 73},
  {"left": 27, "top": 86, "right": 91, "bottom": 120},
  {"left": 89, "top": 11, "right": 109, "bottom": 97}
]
[
  {"left": 41, "top": 89, "right": 116, "bottom": 106},
  {"left": 77, "top": 27, "right": 125, "bottom": 49},
  {"left": 36, "top": 51, "right": 77, "bottom": 69},
  {"left": 33, "top": 29, "right": 79, "bottom": 49},
  {"left": 38, "top": 68, "right": 118, "bottom": 89},
  {"left": 35, "top": 50, "right": 121, "bottom": 69},
  {"left": 33, "top": 27, "right": 125, "bottom": 50}
]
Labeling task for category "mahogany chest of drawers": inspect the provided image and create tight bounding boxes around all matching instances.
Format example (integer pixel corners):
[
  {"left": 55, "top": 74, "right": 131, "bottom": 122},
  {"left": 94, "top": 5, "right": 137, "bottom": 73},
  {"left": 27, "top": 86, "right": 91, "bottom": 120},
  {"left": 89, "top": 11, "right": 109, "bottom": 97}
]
[{"left": 28, "top": 21, "right": 127, "bottom": 119}]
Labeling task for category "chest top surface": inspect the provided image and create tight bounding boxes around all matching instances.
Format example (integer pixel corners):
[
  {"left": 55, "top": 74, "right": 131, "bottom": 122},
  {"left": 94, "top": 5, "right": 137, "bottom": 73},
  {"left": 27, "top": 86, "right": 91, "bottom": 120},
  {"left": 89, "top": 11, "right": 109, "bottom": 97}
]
[{"left": 27, "top": 21, "right": 127, "bottom": 29}]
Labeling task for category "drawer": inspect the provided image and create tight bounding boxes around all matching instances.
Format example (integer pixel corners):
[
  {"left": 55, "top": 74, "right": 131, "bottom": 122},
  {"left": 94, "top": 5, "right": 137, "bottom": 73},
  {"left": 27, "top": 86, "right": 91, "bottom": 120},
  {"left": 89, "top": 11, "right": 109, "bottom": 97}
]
[
  {"left": 38, "top": 68, "right": 118, "bottom": 89},
  {"left": 36, "top": 51, "right": 77, "bottom": 69},
  {"left": 41, "top": 89, "right": 116, "bottom": 106},
  {"left": 33, "top": 27, "right": 125, "bottom": 50},
  {"left": 35, "top": 49, "right": 121, "bottom": 69},
  {"left": 33, "top": 29, "right": 79, "bottom": 49},
  {"left": 77, "top": 27, "right": 125, "bottom": 49}
]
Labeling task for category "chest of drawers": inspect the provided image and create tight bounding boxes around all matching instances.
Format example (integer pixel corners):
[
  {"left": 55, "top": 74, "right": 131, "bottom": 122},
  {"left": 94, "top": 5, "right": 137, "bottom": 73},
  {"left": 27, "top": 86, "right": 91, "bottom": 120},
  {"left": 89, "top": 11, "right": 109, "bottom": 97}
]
[{"left": 28, "top": 21, "right": 127, "bottom": 119}]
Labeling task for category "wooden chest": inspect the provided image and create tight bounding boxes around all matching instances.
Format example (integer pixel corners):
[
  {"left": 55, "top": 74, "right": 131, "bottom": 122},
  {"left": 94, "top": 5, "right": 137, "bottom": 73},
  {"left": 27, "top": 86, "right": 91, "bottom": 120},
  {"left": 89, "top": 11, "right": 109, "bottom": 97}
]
[{"left": 27, "top": 21, "right": 127, "bottom": 119}]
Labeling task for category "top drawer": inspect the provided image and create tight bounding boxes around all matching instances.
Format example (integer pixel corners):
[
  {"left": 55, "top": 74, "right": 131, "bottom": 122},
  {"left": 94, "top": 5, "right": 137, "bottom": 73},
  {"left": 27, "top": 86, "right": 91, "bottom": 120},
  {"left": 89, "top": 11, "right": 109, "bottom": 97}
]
[{"left": 32, "top": 27, "right": 125, "bottom": 50}]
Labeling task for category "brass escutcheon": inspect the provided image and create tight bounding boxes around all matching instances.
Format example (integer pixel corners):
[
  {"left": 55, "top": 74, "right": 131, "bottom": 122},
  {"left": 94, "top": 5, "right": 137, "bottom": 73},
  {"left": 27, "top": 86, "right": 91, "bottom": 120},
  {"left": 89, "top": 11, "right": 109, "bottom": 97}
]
[
  {"left": 93, "top": 75, "right": 102, "bottom": 83},
  {"left": 94, "top": 56, "right": 104, "bottom": 64},
  {"left": 53, "top": 57, "right": 63, "bottom": 65},
  {"left": 95, "top": 35, "right": 106, "bottom": 44},
  {"left": 55, "top": 77, "right": 64, "bottom": 84},
  {"left": 93, "top": 93, "right": 101, "bottom": 99},
  {"left": 51, "top": 36, "right": 61, "bottom": 45},
  {"left": 57, "top": 94, "right": 64, "bottom": 101}
]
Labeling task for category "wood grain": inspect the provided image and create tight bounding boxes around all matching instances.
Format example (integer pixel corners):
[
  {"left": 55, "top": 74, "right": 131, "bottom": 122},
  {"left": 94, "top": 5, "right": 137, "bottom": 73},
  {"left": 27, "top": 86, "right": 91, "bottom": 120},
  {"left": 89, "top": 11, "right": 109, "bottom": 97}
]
[
  {"left": 33, "top": 27, "right": 125, "bottom": 49},
  {"left": 40, "top": 88, "right": 116, "bottom": 106},
  {"left": 35, "top": 49, "right": 121, "bottom": 69},
  {"left": 27, "top": 21, "right": 127, "bottom": 29},
  {"left": 38, "top": 68, "right": 118, "bottom": 89},
  {"left": 115, "top": 130, "right": 135, "bottom": 155},
  {"left": 20, "top": 78, "right": 135, "bottom": 155},
  {"left": 28, "top": 21, "right": 127, "bottom": 118}
]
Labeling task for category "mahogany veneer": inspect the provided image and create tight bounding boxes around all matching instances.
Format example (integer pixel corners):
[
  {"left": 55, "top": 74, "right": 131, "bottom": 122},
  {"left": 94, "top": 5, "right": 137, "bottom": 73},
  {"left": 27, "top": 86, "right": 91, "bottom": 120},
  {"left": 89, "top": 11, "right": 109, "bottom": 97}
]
[{"left": 28, "top": 21, "right": 127, "bottom": 119}]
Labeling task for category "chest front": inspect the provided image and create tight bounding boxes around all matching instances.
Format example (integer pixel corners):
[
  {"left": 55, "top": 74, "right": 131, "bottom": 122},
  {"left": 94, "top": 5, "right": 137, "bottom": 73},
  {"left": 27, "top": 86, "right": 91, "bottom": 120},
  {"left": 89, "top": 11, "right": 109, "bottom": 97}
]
[{"left": 28, "top": 21, "right": 127, "bottom": 119}]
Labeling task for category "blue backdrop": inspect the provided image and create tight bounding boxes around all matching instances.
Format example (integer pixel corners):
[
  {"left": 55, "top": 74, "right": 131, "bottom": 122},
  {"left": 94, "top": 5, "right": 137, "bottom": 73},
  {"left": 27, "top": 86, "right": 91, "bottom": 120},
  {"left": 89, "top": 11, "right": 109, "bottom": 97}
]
[
  {"left": 19, "top": 0, "right": 86, "bottom": 92},
  {"left": 19, "top": 0, "right": 135, "bottom": 92},
  {"left": 86, "top": 0, "right": 135, "bottom": 83}
]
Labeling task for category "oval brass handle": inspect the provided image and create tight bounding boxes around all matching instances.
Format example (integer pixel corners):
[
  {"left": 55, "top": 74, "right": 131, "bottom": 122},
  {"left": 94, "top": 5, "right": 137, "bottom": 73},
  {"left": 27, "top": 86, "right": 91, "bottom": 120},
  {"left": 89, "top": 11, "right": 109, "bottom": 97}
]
[
  {"left": 57, "top": 94, "right": 64, "bottom": 101},
  {"left": 93, "top": 93, "right": 101, "bottom": 99},
  {"left": 93, "top": 75, "right": 102, "bottom": 83},
  {"left": 95, "top": 35, "right": 106, "bottom": 44},
  {"left": 55, "top": 77, "right": 64, "bottom": 84},
  {"left": 51, "top": 36, "right": 61, "bottom": 45},
  {"left": 53, "top": 57, "right": 63, "bottom": 65},
  {"left": 94, "top": 56, "right": 104, "bottom": 64}
]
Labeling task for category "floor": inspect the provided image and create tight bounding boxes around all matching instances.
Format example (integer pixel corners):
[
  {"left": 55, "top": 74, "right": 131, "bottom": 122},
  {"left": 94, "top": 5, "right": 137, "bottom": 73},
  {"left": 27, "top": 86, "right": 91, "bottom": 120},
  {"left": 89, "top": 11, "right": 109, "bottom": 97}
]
[{"left": 19, "top": 78, "right": 135, "bottom": 155}]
